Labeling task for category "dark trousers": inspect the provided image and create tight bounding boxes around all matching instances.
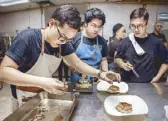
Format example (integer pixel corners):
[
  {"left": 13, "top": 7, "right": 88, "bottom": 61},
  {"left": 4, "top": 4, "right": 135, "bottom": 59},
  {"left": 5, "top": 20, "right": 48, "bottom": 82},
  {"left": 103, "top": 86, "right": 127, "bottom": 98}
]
[
  {"left": 10, "top": 85, "right": 17, "bottom": 99},
  {"left": 58, "top": 60, "right": 69, "bottom": 81}
]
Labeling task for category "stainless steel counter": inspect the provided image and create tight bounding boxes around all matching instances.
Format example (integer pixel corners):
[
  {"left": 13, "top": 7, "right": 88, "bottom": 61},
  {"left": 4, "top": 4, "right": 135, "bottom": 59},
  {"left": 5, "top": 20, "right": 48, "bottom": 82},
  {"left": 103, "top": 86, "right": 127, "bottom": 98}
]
[{"left": 70, "top": 83, "right": 168, "bottom": 121}]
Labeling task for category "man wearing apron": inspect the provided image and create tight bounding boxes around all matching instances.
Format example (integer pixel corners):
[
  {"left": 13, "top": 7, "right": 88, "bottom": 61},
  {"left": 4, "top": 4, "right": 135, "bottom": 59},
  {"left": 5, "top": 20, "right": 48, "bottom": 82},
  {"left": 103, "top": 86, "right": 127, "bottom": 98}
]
[
  {"left": 0, "top": 5, "right": 121, "bottom": 109},
  {"left": 70, "top": 8, "right": 109, "bottom": 83},
  {"left": 115, "top": 8, "right": 168, "bottom": 83}
]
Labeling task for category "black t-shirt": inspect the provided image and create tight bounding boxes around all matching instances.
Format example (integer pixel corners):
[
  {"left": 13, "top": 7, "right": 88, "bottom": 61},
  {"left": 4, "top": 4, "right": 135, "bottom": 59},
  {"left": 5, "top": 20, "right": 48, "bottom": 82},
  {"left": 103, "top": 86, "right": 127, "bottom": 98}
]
[
  {"left": 151, "top": 32, "right": 167, "bottom": 43},
  {"left": 71, "top": 32, "right": 108, "bottom": 57},
  {"left": 116, "top": 34, "right": 168, "bottom": 83},
  {"left": 6, "top": 28, "right": 74, "bottom": 72}
]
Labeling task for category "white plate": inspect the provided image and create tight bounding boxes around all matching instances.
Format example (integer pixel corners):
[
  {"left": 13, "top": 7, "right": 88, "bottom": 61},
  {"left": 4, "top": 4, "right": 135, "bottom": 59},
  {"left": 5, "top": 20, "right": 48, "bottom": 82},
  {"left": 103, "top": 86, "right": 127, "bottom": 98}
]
[
  {"left": 104, "top": 95, "right": 148, "bottom": 116},
  {"left": 97, "top": 81, "right": 129, "bottom": 93},
  {"left": 164, "top": 105, "right": 168, "bottom": 119}
]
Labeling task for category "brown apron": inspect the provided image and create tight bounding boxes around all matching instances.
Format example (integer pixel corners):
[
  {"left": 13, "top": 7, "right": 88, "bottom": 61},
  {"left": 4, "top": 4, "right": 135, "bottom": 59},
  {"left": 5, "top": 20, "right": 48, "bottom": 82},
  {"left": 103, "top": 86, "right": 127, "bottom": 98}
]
[{"left": 16, "top": 30, "right": 62, "bottom": 107}]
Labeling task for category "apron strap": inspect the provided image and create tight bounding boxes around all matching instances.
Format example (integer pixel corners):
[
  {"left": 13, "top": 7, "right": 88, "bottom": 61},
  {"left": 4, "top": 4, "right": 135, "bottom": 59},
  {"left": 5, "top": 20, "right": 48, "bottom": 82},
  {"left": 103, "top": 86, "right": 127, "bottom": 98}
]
[
  {"left": 81, "top": 33, "right": 84, "bottom": 44},
  {"left": 41, "top": 29, "right": 62, "bottom": 57},
  {"left": 59, "top": 46, "right": 61, "bottom": 58},
  {"left": 41, "top": 29, "right": 45, "bottom": 55},
  {"left": 96, "top": 36, "right": 99, "bottom": 46}
]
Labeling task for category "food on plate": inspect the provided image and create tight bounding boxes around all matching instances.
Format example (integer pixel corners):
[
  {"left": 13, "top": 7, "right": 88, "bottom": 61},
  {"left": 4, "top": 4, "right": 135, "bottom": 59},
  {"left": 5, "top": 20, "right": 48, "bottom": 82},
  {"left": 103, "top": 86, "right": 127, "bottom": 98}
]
[
  {"left": 76, "top": 83, "right": 91, "bottom": 88},
  {"left": 54, "top": 114, "right": 63, "bottom": 121},
  {"left": 106, "top": 73, "right": 115, "bottom": 80},
  {"left": 107, "top": 85, "right": 120, "bottom": 92},
  {"left": 115, "top": 102, "right": 133, "bottom": 113}
]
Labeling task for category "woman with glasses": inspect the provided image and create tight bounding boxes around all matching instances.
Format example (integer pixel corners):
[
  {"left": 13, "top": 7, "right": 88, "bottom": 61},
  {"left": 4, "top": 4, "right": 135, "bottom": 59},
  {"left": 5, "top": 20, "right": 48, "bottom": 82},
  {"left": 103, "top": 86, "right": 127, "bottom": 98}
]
[
  {"left": 0, "top": 5, "right": 120, "bottom": 108},
  {"left": 115, "top": 8, "right": 168, "bottom": 83},
  {"left": 108, "top": 23, "right": 126, "bottom": 72}
]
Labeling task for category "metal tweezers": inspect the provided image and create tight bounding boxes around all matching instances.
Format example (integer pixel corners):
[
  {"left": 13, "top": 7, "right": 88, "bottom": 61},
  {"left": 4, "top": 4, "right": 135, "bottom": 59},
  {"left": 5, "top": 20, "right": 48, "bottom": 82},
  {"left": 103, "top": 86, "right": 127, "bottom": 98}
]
[{"left": 132, "top": 68, "right": 140, "bottom": 78}]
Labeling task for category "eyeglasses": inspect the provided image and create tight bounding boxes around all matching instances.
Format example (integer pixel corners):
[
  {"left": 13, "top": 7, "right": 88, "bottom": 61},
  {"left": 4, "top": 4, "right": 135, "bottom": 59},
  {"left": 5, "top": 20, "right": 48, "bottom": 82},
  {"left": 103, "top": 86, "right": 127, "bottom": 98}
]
[
  {"left": 129, "top": 23, "right": 147, "bottom": 31},
  {"left": 90, "top": 23, "right": 102, "bottom": 30},
  {"left": 56, "top": 25, "right": 69, "bottom": 43},
  {"left": 156, "top": 25, "right": 162, "bottom": 28}
]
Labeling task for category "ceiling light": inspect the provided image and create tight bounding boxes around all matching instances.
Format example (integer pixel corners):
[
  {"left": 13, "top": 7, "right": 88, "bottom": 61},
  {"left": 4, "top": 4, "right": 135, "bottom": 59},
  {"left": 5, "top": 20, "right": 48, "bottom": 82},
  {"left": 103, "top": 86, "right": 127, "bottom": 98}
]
[{"left": 0, "top": 0, "right": 30, "bottom": 7}]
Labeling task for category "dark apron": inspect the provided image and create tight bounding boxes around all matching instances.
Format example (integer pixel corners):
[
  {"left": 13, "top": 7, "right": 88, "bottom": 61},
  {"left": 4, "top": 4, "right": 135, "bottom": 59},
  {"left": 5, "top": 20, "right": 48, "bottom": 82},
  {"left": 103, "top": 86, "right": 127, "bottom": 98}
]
[{"left": 121, "top": 35, "right": 157, "bottom": 83}]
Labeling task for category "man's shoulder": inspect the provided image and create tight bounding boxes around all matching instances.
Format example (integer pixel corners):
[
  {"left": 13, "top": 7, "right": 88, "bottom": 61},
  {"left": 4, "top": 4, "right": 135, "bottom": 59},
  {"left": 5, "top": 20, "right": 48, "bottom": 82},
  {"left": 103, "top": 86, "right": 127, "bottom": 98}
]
[
  {"left": 120, "top": 37, "right": 130, "bottom": 44},
  {"left": 71, "top": 32, "right": 82, "bottom": 44},
  {"left": 18, "top": 28, "right": 40, "bottom": 37},
  {"left": 97, "top": 35, "right": 107, "bottom": 45},
  {"left": 149, "top": 34, "right": 160, "bottom": 42},
  {"left": 148, "top": 34, "right": 164, "bottom": 47},
  {"left": 13, "top": 28, "right": 41, "bottom": 47}
]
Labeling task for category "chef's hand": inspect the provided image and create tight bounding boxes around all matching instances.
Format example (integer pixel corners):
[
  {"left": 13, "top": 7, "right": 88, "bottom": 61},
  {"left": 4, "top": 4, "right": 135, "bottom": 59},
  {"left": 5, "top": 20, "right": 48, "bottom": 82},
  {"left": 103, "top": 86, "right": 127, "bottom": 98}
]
[
  {"left": 151, "top": 76, "right": 160, "bottom": 83},
  {"left": 99, "top": 71, "right": 121, "bottom": 83},
  {"left": 97, "top": 79, "right": 104, "bottom": 83},
  {"left": 121, "top": 62, "right": 133, "bottom": 71},
  {"left": 41, "top": 78, "right": 68, "bottom": 95},
  {"left": 152, "top": 83, "right": 163, "bottom": 96}
]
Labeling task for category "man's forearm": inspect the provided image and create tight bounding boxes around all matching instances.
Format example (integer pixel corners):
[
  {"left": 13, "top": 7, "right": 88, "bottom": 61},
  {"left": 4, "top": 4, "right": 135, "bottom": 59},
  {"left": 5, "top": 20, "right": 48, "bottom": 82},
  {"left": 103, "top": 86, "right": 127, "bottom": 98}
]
[
  {"left": 155, "top": 63, "right": 168, "bottom": 79},
  {"left": 63, "top": 53, "right": 100, "bottom": 77},
  {"left": 0, "top": 66, "right": 46, "bottom": 88},
  {"left": 101, "top": 58, "right": 108, "bottom": 71},
  {"left": 115, "top": 58, "right": 125, "bottom": 69}
]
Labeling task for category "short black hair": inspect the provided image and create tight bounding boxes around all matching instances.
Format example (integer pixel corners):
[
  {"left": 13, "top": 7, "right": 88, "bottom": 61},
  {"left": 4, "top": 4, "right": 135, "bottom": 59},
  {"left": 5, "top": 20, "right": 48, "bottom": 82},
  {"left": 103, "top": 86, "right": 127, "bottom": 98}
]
[
  {"left": 113, "top": 23, "right": 124, "bottom": 35},
  {"left": 155, "top": 21, "right": 163, "bottom": 25},
  {"left": 51, "top": 5, "right": 81, "bottom": 30},
  {"left": 130, "top": 8, "right": 149, "bottom": 22},
  {"left": 84, "top": 8, "right": 106, "bottom": 26}
]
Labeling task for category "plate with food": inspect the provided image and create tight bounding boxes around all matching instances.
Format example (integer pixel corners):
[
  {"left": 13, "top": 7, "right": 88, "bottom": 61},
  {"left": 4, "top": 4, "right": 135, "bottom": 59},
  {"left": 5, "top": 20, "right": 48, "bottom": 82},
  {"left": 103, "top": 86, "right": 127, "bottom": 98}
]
[
  {"left": 76, "top": 82, "right": 92, "bottom": 89},
  {"left": 104, "top": 95, "right": 148, "bottom": 116},
  {"left": 97, "top": 81, "right": 128, "bottom": 93},
  {"left": 73, "top": 80, "right": 93, "bottom": 92}
]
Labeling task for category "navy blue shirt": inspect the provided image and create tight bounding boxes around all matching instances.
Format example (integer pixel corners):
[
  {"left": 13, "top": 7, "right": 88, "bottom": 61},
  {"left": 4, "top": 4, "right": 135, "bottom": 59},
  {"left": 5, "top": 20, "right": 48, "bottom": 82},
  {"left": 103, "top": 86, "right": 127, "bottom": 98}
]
[
  {"left": 71, "top": 32, "right": 108, "bottom": 57},
  {"left": 115, "top": 34, "right": 168, "bottom": 83},
  {"left": 6, "top": 29, "right": 74, "bottom": 72}
]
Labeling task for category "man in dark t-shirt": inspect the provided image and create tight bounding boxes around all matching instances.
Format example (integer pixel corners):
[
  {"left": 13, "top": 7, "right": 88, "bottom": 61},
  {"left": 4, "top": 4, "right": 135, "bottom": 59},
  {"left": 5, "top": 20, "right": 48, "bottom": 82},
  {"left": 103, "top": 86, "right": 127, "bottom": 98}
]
[
  {"left": 151, "top": 21, "right": 168, "bottom": 47},
  {"left": 70, "top": 8, "right": 108, "bottom": 83},
  {"left": 115, "top": 8, "right": 168, "bottom": 83},
  {"left": 150, "top": 22, "right": 168, "bottom": 80}
]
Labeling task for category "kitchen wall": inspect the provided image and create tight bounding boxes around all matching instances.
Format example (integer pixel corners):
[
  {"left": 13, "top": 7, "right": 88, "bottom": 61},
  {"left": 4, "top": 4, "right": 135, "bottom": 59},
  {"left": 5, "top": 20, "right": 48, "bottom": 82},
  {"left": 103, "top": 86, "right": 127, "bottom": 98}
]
[
  {"left": 0, "top": 9, "right": 42, "bottom": 36},
  {"left": 0, "top": 4, "right": 167, "bottom": 40},
  {"left": 44, "top": 5, "right": 87, "bottom": 27},
  {"left": 0, "top": 4, "right": 87, "bottom": 36},
  {"left": 89, "top": 4, "right": 168, "bottom": 40}
]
